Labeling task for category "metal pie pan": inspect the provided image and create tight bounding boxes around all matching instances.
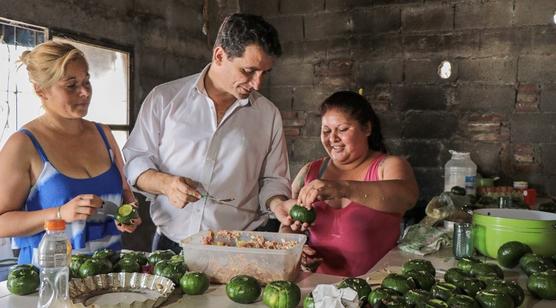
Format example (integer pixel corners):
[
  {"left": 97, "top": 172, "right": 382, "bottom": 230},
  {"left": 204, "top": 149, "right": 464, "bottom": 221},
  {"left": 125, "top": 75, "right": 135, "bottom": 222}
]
[{"left": 69, "top": 272, "right": 175, "bottom": 308}]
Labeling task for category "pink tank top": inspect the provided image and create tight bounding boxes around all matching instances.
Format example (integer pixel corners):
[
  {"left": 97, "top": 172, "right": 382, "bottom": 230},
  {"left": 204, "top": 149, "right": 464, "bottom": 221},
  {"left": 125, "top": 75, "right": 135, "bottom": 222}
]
[{"left": 305, "top": 155, "right": 401, "bottom": 277}]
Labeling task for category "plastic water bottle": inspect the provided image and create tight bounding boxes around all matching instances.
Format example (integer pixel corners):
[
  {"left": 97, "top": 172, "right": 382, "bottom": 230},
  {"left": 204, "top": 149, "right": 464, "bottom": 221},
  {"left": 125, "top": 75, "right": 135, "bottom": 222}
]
[
  {"left": 444, "top": 150, "right": 477, "bottom": 195},
  {"left": 37, "top": 219, "right": 71, "bottom": 308}
]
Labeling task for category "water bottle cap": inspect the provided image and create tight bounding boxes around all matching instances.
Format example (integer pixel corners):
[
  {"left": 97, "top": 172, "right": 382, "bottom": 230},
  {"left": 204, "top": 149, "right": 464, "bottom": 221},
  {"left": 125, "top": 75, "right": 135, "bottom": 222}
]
[{"left": 44, "top": 219, "right": 65, "bottom": 231}]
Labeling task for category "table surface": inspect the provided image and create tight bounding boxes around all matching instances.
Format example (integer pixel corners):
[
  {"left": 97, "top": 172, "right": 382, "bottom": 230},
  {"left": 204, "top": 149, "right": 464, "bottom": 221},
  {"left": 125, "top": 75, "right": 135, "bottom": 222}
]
[{"left": 1, "top": 247, "right": 554, "bottom": 307}]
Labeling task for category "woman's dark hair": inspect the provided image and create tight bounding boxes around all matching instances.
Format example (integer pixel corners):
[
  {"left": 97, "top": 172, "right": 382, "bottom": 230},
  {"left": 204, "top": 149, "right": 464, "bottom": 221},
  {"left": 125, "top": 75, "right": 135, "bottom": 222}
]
[
  {"left": 214, "top": 13, "right": 282, "bottom": 59},
  {"left": 320, "top": 91, "right": 387, "bottom": 153}
]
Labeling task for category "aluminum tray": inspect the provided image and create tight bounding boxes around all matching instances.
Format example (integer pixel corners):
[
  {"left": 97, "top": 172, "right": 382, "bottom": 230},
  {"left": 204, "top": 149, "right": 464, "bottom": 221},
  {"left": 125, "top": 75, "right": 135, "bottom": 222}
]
[{"left": 69, "top": 272, "right": 175, "bottom": 308}]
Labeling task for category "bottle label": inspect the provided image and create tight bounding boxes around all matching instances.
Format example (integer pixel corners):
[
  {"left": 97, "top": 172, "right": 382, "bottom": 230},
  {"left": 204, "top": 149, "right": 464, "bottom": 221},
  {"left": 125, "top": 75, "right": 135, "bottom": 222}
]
[
  {"left": 39, "top": 241, "right": 68, "bottom": 268},
  {"left": 464, "top": 175, "right": 476, "bottom": 194}
]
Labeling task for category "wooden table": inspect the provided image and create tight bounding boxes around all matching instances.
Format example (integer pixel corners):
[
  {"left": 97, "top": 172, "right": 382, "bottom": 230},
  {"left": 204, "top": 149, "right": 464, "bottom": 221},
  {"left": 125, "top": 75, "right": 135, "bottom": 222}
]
[{"left": 1, "top": 247, "right": 554, "bottom": 307}]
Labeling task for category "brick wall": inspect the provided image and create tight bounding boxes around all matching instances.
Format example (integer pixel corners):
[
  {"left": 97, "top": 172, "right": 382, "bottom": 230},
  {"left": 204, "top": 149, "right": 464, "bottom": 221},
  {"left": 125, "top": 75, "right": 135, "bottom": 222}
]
[{"left": 236, "top": 0, "right": 556, "bottom": 209}]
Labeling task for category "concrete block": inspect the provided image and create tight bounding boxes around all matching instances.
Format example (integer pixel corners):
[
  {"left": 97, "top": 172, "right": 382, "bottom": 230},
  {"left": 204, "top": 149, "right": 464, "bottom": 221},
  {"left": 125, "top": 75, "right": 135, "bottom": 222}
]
[
  {"left": 353, "top": 33, "right": 403, "bottom": 59},
  {"left": 402, "top": 141, "right": 443, "bottom": 167},
  {"left": 402, "top": 5, "right": 453, "bottom": 32},
  {"left": 511, "top": 114, "right": 556, "bottom": 143},
  {"left": 352, "top": 6, "right": 401, "bottom": 34},
  {"left": 356, "top": 59, "right": 404, "bottom": 84},
  {"left": 238, "top": 0, "right": 280, "bottom": 16},
  {"left": 540, "top": 84, "right": 556, "bottom": 112},
  {"left": 282, "top": 111, "right": 306, "bottom": 127},
  {"left": 518, "top": 55, "right": 556, "bottom": 83},
  {"left": 454, "top": 85, "right": 515, "bottom": 112},
  {"left": 280, "top": 0, "right": 325, "bottom": 14},
  {"left": 413, "top": 167, "right": 444, "bottom": 201},
  {"left": 289, "top": 137, "right": 326, "bottom": 161},
  {"left": 304, "top": 11, "right": 353, "bottom": 40},
  {"left": 405, "top": 59, "right": 457, "bottom": 84},
  {"left": 366, "top": 86, "right": 393, "bottom": 112},
  {"left": 402, "top": 111, "right": 458, "bottom": 139},
  {"left": 545, "top": 176, "right": 556, "bottom": 196},
  {"left": 455, "top": 0, "right": 513, "bottom": 30},
  {"left": 269, "top": 86, "right": 294, "bottom": 110},
  {"left": 379, "top": 111, "right": 403, "bottom": 140},
  {"left": 292, "top": 85, "right": 334, "bottom": 111},
  {"left": 325, "top": 0, "right": 371, "bottom": 11},
  {"left": 515, "top": 0, "right": 556, "bottom": 26},
  {"left": 531, "top": 27, "right": 556, "bottom": 55},
  {"left": 459, "top": 58, "right": 516, "bottom": 83},
  {"left": 303, "top": 112, "right": 323, "bottom": 137},
  {"left": 279, "top": 40, "right": 327, "bottom": 64},
  {"left": 479, "top": 29, "right": 532, "bottom": 57},
  {"left": 542, "top": 144, "right": 556, "bottom": 175},
  {"left": 392, "top": 85, "right": 448, "bottom": 111},
  {"left": 314, "top": 58, "right": 354, "bottom": 87},
  {"left": 267, "top": 15, "right": 304, "bottom": 42},
  {"left": 270, "top": 62, "right": 314, "bottom": 86},
  {"left": 402, "top": 32, "right": 480, "bottom": 58}
]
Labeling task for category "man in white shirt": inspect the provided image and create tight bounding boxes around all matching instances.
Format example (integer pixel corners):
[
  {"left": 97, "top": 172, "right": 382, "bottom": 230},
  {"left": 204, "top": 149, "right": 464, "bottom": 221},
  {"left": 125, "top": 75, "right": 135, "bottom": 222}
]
[{"left": 123, "top": 14, "right": 292, "bottom": 252}]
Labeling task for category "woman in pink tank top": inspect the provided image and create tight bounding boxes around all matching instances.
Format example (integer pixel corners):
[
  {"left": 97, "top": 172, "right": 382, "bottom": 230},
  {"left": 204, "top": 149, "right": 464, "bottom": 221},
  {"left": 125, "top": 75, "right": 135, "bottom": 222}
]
[{"left": 271, "top": 91, "right": 419, "bottom": 277}]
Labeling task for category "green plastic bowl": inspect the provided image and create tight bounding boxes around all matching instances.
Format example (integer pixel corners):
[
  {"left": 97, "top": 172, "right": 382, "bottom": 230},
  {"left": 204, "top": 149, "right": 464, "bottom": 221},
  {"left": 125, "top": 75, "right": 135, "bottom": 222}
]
[{"left": 473, "top": 209, "right": 556, "bottom": 259}]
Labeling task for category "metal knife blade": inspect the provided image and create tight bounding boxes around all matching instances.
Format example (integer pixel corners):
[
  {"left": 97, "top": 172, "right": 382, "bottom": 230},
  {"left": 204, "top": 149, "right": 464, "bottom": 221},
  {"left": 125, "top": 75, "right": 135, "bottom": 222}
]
[{"left": 98, "top": 200, "right": 119, "bottom": 218}]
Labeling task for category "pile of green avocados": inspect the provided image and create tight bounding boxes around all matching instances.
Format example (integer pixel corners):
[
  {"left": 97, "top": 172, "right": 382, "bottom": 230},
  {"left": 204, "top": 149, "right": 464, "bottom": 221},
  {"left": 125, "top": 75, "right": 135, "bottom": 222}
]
[
  {"left": 303, "top": 241, "right": 555, "bottom": 307},
  {"left": 8, "top": 248, "right": 209, "bottom": 297}
]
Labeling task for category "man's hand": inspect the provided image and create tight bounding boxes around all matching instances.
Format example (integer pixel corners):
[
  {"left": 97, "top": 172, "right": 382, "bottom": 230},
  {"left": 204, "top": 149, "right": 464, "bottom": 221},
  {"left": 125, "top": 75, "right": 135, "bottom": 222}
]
[
  {"left": 270, "top": 198, "right": 296, "bottom": 227},
  {"left": 270, "top": 199, "right": 313, "bottom": 232},
  {"left": 163, "top": 176, "right": 201, "bottom": 208}
]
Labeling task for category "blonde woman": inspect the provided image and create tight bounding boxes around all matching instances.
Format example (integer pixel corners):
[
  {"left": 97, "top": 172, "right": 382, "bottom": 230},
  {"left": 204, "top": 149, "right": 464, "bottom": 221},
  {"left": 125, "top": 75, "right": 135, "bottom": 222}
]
[{"left": 0, "top": 41, "right": 140, "bottom": 264}]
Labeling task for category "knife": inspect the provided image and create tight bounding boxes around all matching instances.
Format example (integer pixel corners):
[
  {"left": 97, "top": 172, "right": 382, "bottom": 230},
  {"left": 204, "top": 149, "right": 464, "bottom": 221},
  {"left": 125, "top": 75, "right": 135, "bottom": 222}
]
[{"left": 98, "top": 200, "right": 119, "bottom": 218}]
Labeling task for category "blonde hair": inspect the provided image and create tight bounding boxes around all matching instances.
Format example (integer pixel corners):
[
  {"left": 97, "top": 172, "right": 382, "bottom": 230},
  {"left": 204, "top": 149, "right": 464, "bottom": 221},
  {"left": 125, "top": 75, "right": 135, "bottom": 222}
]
[{"left": 19, "top": 41, "right": 86, "bottom": 89}]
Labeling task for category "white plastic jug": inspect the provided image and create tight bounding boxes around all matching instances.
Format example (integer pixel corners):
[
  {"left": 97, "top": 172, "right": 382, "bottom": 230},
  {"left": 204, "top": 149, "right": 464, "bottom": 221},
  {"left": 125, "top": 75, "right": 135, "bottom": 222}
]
[{"left": 444, "top": 150, "right": 477, "bottom": 195}]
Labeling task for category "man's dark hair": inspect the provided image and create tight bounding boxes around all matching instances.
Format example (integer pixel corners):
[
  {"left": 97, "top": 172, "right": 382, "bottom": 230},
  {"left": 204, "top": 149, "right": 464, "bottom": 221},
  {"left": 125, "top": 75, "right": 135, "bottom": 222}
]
[
  {"left": 214, "top": 13, "right": 282, "bottom": 59},
  {"left": 320, "top": 91, "right": 388, "bottom": 153}
]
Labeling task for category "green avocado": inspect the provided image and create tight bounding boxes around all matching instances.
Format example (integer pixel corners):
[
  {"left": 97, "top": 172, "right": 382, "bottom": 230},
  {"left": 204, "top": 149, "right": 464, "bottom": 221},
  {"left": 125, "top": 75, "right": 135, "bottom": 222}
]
[
  {"left": 381, "top": 273, "right": 416, "bottom": 294},
  {"left": 446, "top": 294, "right": 479, "bottom": 308},
  {"left": 147, "top": 249, "right": 175, "bottom": 266},
  {"left": 289, "top": 205, "right": 316, "bottom": 224},
  {"left": 484, "top": 279, "right": 524, "bottom": 307},
  {"left": 114, "top": 258, "right": 141, "bottom": 273},
  {"left": 78, "top": 258, "right": 112, "bottom": 278},
  {"left": 431, "top": 282, "right": 460, "bottom": 301},
  {"left": 368, "top": 287, "right": 402, "bottom": 306},
  {"left": 475, "top": 290, "right": 515, "bottom": 308},
  {"left": 444, "top": 268, "right": 470, "bottom": 286},
  {"left": 153, "top": 259, "right": 186, "bottom": 284},
  {"left": 527, "top": 270, "right": 556, "bottom": 300},
  {"left": 497, "top": 241, "right": 532, "bottom": 268},
  {"left": 402, "top": 259, "right": 436, "bottom": 277},
  {"left": 404, "top": 270, "right": 436, "bottom": 291},
  {"left": 7, "top": 264, "right": 40, "bottom": 295},
  {"left": 70, "top": 254, "right": 90, "bottom": 278},
  {"left": 226, "top": 275, "right": 261, "bottom": 304},
  {"left": 337, "top": 277, "right": 371, "bottom": 302}
]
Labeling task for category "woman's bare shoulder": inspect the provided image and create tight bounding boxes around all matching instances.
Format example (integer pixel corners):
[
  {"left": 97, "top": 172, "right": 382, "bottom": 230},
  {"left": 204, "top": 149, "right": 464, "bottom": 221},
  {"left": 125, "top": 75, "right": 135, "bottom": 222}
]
[
  {"left": 379, "top": 154, "right": 414, "bottom": 179},
  {"left": 0, "top": 129, "right": 36, "bottom": 163}
]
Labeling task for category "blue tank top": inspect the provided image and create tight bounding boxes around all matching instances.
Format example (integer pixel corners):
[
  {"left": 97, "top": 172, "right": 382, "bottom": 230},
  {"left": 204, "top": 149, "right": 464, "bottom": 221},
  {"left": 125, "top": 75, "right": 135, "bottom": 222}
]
[{"left": 13, "top": 123, "right": 123, "bottom": 264}]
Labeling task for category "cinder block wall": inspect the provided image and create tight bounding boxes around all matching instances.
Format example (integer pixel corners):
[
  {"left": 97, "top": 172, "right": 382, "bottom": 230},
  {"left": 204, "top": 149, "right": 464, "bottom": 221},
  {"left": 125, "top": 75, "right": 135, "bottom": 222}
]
[{"left": 237, "top": 0, "right": 556, "bottom": 213}]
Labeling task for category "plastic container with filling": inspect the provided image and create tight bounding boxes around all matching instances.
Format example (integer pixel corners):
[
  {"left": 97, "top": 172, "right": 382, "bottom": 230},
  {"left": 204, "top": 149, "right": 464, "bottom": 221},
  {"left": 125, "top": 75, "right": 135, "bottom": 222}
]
[
  {"left": 180, "top": 230, "right": 306, "bottom": 284},
  {"left": 473, "top": 208, "right": 556, "bottom": 258}
]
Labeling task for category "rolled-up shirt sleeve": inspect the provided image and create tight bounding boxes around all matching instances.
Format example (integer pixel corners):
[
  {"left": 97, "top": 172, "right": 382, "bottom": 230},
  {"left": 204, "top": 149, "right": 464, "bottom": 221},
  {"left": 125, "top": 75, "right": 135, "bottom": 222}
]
[
  {"left": 258, "top": 110, "right": 291, "bottom": 212},
  {"left": 123, "top": 89, "right": 162, "bottom": 198}
]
